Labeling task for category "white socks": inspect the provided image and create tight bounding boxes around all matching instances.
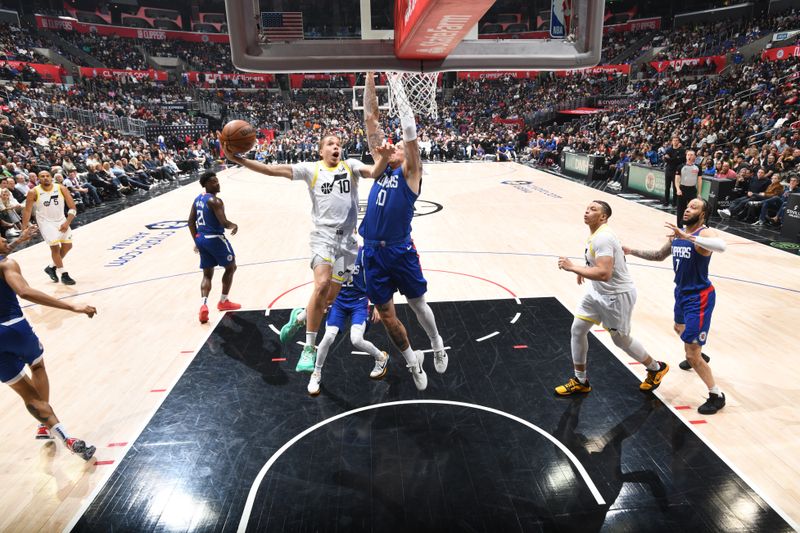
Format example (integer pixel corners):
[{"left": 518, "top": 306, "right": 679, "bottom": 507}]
[
  {"left": 297, "top": 309, "right": 307, "bottom": 323},
  {"left": 401, "top": 347, "right": 417, "bottom": 366},
  {"left": 574, "top": 370, "right": 587, "bottom": 383},
  {"left": 305, "top": 331, "right": 317, "bottom": 347},
  {"left": 200, "top": 297, "right": 207, "bottom": 306},
  {"left": 220, "top": 294, "right": 229, "bottom": 302},
  {"left": 51, "top": 423, "right": 69, "bottom": 442},
  {"left": 56, "top": 267, "right": 64, "bottom": 278}
]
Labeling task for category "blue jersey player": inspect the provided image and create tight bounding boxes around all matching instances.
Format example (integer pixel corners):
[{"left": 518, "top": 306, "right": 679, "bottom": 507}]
[
  {"left": 359, "top": 72, "right": 447, "bottom": 392},
  {"left": 625, "top": 198, "right": 728, "bottom": 414},
  {"left": 306, "top": 246, "right": 389, "bottom": 395},
  {"left": 0, "top": 226, "right": 97, "bottom": 460},
  {"left": 188, "top": 171, "right": 240, "bottom": 324}
]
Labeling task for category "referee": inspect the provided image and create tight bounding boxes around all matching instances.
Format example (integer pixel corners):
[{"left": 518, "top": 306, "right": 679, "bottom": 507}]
[
  {"left": 662, "top": 136, "right": 685, "bottom": 207},
  {"left": 675, "top": 150, "right": 702, "bottom": 229}
]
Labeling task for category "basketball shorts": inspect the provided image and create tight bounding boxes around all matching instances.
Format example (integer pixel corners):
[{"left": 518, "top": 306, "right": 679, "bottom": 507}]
[
  {"left": 326, "top": 297, "right": 370, "bottom": 330},
  {"left": 362, "top": 240, "right": 427, "bottom": 306},
  {"left": 37, "top": 219, "right": 72, "bottom": 246},
  {"left": 196, "top": 234, "right": 235, "bottom": 269},
  {"left": 674, "top": 285, "right": 715, "bottom": 345},
  {"left": 309, "top": 227, "right": 358, "bottom": 284},
  {"left": 0, "top": 318, "right": 44, "bottom": 385},
  {"left": 575, "top": 287, "right": 636, "bottom": 335}
]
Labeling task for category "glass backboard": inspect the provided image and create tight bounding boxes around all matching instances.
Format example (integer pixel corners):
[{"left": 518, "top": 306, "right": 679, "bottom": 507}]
[{"left": 224, "top": 0, "right": 604, "bottom": 73}]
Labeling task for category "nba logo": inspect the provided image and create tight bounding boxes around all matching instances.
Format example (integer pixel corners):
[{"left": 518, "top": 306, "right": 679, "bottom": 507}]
[{"left": 551, "top": 0, "right": 571, "bottom": 38}]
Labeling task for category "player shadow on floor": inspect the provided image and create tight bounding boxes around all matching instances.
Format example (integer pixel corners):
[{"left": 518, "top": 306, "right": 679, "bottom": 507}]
[
  {"left": 554, "top": 396, "right": 671, "bottom": 532},
  {"left": 214, "top": 312, "right": 289, "bottom": 386}
]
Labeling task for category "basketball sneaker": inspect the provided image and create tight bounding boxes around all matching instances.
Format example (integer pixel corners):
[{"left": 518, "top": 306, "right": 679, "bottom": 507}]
[
  {"left": 296, "top": 345, "right": 316, "bottom": 373},
  {"left": 280, "top": 308, "right": 305, "bottom": 343},
  {"left": 698, "top": 392, "right": 726, "bottom": 415},
  {"left": 407, "top": 350, "right": 427, "bottom": 391},
  {"left": 199, "top": 304, "right": 209, "bottom": 324},
  {"left": 217, "top": 300, "right": 242, "bottom": 311},
  {"left": 433, "top": 349, "right": 448, "bottom": 374},
  {"left": 44, "top": 265, "right": 58, "bottom": 282},
  {"left": 60, "top": 272, "right": 76, "bottom": 285},
  {"left": 370, "top": 351, "right": 389, "bottom": 379},
  {"left": 679, "top": 353, "right": 710, "bottom": 371},
  {"left": 66, "top": 438, "right": 96, "bottom": 461},
  {"left": 307, "top": 369, "right": 322, "bottom": 396},
  {"left": 36, "top": 424, "right": 54, "bottom": 440},
  {"left": 554, "top": 377, "right": 592, "bottom": 396},
  {"left": 640, "top": 362, "right": 670, "bottom": 392}
]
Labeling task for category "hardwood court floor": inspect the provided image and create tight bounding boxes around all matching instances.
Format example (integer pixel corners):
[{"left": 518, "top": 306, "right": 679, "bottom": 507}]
[{"left": 1, "top": 162, "right": 798, "bottom": 531}]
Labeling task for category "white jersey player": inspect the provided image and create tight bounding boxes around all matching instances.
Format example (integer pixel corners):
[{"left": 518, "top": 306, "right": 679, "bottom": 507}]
[
  {"left": 21, "top": 171, "right": 78, "bottom": 285},
  {"left": 222, "top": 134, "right": 386, "bottom": 375},
  {"left": 555, "top": 201, "right": 669, "bottom": 395}
]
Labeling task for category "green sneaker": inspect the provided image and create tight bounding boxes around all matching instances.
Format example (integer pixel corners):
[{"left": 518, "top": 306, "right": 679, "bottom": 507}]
[
  {"left": 280, "top": 307, "right": 305, "bottom": 344},
  {"left": 295, "top": 345, "right": 316, "bottom": 373}
]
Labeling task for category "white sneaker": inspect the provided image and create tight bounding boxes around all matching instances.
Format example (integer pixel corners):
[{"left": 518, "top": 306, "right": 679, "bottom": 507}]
[
  {"left": 718, "top": 209, "right": 730, "bottom": 218},
  {"left": 433, "top": 348, "right": 448, "bottom": 374},
  {"left": 307, "top": 369, "right": 322, "bottom": 396},
  {"left": 407, "top": 350, "right": 427, "bottom": 391},
  {"left": 370, "top": 351, "right": 389, "bottom": 379}
]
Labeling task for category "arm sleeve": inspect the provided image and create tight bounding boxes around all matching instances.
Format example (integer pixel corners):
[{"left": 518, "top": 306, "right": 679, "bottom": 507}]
[{"left": 291, "top": 162, "right": 313, "bottom": 184}]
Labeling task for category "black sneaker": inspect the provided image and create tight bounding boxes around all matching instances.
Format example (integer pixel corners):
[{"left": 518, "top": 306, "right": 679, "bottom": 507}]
[
  {"left": 66, "top": 437, "right": 96, "bottom": 461},
  {"left": 679, "top": 352, "right": 710, "bottom": 371},
  {"left": 61, "top": 272, "right": 76, "bottom": 285},
  {"left": 698, "top": 392, "right": 726, "bottom": 415},
  {"left": 44, "top": 265, "right": 58, "bottom": 282}
]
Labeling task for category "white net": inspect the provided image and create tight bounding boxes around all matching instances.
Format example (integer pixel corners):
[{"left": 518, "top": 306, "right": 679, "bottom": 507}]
[{"left": 385, "top": 71, "right": 439, "bottom": 119}]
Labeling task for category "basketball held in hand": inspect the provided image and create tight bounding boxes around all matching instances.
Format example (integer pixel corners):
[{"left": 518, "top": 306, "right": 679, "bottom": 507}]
[{"left": 220, "top": 120, "right": 256, "bottom": 155}]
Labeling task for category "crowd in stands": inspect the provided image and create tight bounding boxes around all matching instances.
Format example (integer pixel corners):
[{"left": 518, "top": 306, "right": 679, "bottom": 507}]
[
  {"left": 144, "top": 40, "right": 234, "bottom": 72},
  {"left": 0, "top": 23, "right": 52, "bottom": 63},
  {"left": 54, "top": 31, "right": 150, "bottom": 70},
  {"left": 0, "top": 82, "right": 220, "bottom": 239}
]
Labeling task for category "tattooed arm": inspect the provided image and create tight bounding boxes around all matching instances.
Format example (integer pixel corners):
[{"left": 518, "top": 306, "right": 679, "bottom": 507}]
[
  {"left": 622, "top": 240, "right": 672, "bottom": 261},
  {"left": 363, "top": 72, "right": 385, "bottom": 154}
]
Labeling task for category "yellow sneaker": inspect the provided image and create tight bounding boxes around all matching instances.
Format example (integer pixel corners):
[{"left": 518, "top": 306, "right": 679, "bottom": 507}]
[
  {"left": 554, "top": 377, "right": 591, "bottom": 396},
  {"left": 640, "top": 362, "right": 669, "bottom": 392}
]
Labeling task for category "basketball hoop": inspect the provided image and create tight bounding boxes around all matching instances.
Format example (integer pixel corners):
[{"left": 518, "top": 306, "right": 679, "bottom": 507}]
[{"left": 385, "top": 71, "right": 439, "bottom": 119}]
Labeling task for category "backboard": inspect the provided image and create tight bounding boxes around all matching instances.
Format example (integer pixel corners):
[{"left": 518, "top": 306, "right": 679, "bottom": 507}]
[{"left": 224, "top": 0, "right": 604, "bottom": 73}]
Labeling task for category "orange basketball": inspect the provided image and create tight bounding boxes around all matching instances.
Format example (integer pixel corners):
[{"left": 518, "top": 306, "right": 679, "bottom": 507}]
[{"left": 220, "top": 120, "right": 256, "bottom": 154}]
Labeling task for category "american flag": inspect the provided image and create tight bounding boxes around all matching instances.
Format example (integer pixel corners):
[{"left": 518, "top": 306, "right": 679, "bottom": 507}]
[{"left": 261, "top": 12, "right": 304, "bottom": 41}]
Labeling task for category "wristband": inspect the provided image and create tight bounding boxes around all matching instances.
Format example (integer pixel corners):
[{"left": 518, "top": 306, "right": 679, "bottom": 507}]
[
  {"left": 67, "top": 208, "right": 77, "bottom": 217},
  {"left": 400, "top": 114, "right": 417, "bottom": 143}
]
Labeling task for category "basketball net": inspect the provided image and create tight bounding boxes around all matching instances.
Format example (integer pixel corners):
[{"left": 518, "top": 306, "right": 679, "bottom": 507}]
[{"left": 385, "top": 71, "right": 439, "bottom": 119}]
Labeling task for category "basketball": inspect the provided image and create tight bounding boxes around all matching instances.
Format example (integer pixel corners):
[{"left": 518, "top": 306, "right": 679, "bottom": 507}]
[{"left": 220, "top": 120, "right": 256, "bottom": 154}]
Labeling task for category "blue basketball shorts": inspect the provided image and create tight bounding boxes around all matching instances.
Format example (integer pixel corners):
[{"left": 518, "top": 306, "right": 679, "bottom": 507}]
[
  {"left": 674, "top": 285, "right": 716, "bottom": 346},
  {"left": 362, "top": 241, "right": 427, "bottom": 306},
  {"left": 196, "top": 234, "right": 235, "bottom": 269},
  {"left": 0, "top": 318, "right": 44, "bottom": 384},
  {"left": 326, "top": 298, "right": 370, "bottom": 330}
]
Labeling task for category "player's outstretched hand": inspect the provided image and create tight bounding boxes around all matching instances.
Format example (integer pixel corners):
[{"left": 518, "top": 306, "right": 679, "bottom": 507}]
[
  {"left": 73, "top": 304, "right": 97, "bottom": 318},
  {"left": 370, "top": 306, "right": 382, "bottom": 323},
  {"left": 230, "top": 223, "right": 238, "bottom": 235},
  {"left": 217, "top": 133, "right": 243, "bottom": 164},
  {"left": 576, "top": 274, "right": 584, "bottom": 285},
  {"left": 621, "top": 245, "right": 631, "bottom": 255},
  {"left": 664, "top": 222, "right": 689, "bottom": 241},
  {"left": 373, "top": 142, "right": 393, "bottom": 160}
]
